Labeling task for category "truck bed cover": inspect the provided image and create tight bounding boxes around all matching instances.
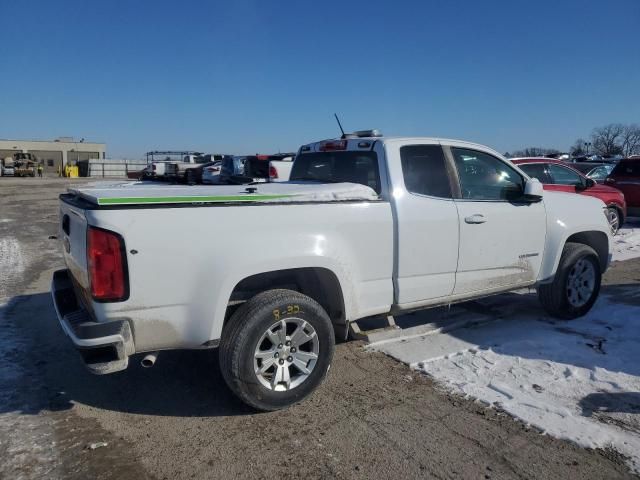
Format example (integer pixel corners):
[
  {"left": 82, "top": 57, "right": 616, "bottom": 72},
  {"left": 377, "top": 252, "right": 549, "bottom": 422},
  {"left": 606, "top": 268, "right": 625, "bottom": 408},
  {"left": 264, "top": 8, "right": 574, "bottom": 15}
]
[{"left": 67, "top": 181, "right": 379, "bottom": 206}]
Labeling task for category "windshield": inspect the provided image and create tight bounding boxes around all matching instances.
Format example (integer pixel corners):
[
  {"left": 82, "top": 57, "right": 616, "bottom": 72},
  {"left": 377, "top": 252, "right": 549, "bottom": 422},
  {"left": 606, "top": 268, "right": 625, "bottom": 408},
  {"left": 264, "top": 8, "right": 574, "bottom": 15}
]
[
  {"left": 290, "top": 151, "right": 381, "bottom": 193},
  {"left": 589, "top": 165, "right": 613, "bottom": 180}
]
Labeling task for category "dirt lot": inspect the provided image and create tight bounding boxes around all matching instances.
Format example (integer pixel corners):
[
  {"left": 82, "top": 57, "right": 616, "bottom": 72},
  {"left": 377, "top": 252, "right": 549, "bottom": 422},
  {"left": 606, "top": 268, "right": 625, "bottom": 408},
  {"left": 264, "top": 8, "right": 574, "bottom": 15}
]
[{"left": 0, "top": 177, "right": 638, "bottom": 479}]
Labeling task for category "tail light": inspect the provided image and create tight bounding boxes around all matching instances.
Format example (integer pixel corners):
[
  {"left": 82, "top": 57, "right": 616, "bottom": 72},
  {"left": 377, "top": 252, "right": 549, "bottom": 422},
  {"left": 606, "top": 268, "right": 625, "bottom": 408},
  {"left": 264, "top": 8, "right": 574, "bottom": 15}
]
[
  {"left": 87, "top": 226, "right": 128, "bottom": 302},
  {"left": 319, "top": 140, "right": 347, "bottom": 151},
  {"left": 269, "top": 165, "right": 278, "bottom": 179}
]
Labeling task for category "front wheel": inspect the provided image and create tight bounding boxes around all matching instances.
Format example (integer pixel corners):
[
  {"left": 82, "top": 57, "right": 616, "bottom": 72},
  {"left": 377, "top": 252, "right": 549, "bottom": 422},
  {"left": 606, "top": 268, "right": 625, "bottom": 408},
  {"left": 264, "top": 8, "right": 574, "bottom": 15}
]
[
  {"left": 219, "top": 289, "right": 335, "bottom": 411},
  {"left": 606, "top": 207, "right": 621, "bottom": 235},
  {"left": 537, "top": 242, "right": 601, "bottom": 319}
]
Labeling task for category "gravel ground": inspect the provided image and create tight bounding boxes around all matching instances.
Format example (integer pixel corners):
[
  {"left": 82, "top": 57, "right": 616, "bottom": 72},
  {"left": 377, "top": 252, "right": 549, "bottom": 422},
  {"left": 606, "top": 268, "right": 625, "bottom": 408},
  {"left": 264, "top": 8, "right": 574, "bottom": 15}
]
[{"left": 0, "top": 177, "right": 638, "bottom": 479}]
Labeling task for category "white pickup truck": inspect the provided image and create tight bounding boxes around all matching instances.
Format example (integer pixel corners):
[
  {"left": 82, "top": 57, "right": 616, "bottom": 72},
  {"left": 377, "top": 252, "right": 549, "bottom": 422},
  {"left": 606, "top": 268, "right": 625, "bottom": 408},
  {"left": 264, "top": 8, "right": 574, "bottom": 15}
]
[
  {"left": 268, "top": 155, "right": 294, "bottom": 182},
  {"left": 165, "top": 154, "right": 225, "bottom": 184},
  {"left": 52, "top": 131, "right": 612, "bottom": 411}
]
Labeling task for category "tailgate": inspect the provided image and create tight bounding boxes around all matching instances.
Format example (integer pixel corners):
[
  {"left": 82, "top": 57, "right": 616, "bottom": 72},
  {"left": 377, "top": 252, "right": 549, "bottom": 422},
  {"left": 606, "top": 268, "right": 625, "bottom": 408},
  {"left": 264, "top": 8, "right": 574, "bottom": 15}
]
[{"left": 59, "top": 199, "right": 90, "bottom": 290}]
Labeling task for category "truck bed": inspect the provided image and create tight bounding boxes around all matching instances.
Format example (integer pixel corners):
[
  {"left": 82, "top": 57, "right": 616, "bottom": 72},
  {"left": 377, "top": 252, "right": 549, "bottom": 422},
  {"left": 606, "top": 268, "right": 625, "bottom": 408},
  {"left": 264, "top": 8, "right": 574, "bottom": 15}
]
[{"left": 67, "top": 181, "right": 379, "bottom": 206}]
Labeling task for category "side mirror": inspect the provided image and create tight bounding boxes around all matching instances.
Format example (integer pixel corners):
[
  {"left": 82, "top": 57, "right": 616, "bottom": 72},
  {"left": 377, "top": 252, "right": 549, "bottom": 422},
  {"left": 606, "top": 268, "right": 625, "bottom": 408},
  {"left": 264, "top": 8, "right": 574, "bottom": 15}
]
[
  {"left": 576, "top": 177, "right": 595, "bottom": 190},
  {"left": 523, "top": 178, "right": 544, "bottom": 202}
]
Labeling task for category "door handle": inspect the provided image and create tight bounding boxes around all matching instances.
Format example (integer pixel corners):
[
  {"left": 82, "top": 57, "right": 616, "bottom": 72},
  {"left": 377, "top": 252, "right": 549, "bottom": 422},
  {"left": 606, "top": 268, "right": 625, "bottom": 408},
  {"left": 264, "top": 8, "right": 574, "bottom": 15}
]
[{"left": 465, "top": 214, "right": 486, "bottom": 224}]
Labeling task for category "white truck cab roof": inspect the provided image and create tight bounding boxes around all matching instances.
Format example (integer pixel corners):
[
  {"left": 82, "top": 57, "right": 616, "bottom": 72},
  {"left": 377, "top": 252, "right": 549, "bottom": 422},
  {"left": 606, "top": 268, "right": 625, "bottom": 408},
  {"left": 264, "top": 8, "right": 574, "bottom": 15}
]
[{"left": 299, "top": 131, "right": 504, "bottom": 159}]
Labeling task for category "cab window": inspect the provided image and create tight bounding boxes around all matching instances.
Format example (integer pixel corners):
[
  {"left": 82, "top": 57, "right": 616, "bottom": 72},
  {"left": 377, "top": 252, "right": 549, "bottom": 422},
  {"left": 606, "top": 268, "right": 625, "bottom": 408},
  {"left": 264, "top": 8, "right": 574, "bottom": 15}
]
[
  {"left": 290, "top": 152, "right": 381, "bottom": 193},
  {"left": 451, "top": 148, "right": 524, "bottom": 201},
  {"left": 400, "top": 145, "right": 453, "bottom": 198}
]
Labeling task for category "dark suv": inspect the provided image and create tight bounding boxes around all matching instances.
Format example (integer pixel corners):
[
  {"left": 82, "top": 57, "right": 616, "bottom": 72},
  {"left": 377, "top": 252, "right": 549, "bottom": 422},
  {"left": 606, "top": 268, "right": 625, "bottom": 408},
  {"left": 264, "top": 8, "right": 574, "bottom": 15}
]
[{"left": 605, "top": 158, "right": 640, "bottom": 217}]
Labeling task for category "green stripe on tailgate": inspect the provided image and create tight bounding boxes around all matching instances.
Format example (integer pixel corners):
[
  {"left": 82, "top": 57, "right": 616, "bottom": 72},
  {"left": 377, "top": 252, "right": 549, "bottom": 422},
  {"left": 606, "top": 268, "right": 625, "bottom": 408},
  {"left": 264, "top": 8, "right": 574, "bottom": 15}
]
[{"left": 97, "top": 194, "right": 295, "bottom": 205}]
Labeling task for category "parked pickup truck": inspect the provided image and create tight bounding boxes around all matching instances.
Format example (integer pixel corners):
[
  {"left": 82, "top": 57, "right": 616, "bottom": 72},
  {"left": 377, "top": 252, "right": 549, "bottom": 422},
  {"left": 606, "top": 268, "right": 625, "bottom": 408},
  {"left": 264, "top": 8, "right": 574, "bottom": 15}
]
[
  {"left": 143, "top": 151, "right": 203, "bottom": 180},
  {"left": 52, "top": 131, "right": 613, "bottom": 411},
  {"left": 165, "top": 154, "right": 225, "bottom": 184}
]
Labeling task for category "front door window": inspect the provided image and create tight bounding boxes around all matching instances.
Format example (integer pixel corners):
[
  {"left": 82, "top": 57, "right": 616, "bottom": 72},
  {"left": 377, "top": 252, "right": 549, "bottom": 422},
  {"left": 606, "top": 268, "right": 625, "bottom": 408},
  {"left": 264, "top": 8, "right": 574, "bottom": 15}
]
[{"left": 451, "top": 148, "right": 524, "bottom": 201}]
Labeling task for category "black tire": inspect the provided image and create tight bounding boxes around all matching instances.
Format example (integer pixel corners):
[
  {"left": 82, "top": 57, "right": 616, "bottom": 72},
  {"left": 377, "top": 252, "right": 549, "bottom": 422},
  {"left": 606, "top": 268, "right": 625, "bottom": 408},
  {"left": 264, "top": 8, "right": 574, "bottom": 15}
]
[
  {"left": 185, "top": 170, "right": 195, "bottom": 185},
  {"left": 537, "top": 242, "right": 601, "bottom": 320},
  {"left": 219, "top": 289, "right": 335, "bottom": 411},
  {"left": 606, "top": 207, "right": 621, "bottom": 235}
]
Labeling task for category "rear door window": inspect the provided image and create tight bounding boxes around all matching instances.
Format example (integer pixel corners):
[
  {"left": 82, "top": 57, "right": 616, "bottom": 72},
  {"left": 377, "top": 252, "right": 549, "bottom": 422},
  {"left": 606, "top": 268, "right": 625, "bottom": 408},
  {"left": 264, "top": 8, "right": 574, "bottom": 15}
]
[
  {"left": 400, "top": 145, "right": 453, "bottom": 198},
  {"left": 518, "top": 163, "right": 553, "bottom": 184},
  {"left": 547, "top": 164, "right": 584, "bottom": 186},
  {"left": 290, "top": 152, "right": 381, "bottom": 193}
]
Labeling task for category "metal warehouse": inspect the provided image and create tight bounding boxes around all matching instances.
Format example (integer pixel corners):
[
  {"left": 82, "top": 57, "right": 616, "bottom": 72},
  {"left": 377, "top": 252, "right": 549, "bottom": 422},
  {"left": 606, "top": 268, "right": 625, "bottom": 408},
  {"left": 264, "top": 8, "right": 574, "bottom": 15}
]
[{"left": 0, "top": 137, "right": 106, "bottom": 175}]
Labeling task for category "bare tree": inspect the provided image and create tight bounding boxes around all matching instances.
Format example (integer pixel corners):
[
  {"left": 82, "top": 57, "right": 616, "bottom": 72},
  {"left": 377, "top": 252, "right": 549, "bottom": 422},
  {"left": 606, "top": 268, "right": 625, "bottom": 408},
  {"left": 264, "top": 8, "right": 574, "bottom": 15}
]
[
  {"left": 620, "top": 124, "right": 640, "bottom": 157},
  {"left": 570, "top": 138, "right": 587, "bottom": 156},
  {"left": 591, "top": 124, "right": 624, "bottom": 156},
  {"left": 509, "top": 147, "right": 560, "bottom": 158}
]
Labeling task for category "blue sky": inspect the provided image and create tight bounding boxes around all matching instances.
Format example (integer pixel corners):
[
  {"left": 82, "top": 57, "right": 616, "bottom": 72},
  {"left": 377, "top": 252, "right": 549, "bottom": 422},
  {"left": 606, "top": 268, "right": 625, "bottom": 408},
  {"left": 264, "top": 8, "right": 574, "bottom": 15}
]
[{"left": 1, "top": 0, "right": 638, "bottom": 158}]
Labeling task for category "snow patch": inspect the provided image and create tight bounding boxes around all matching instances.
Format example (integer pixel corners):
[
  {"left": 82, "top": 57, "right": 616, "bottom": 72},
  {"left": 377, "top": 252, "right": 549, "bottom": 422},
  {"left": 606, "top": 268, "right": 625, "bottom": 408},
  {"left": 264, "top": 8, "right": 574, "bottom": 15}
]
[
  {"left": 613, "top": 220, "right": 640, "bottom": 262},
  {"left": 371, "top": 293, "right": 640, "bottom": 472},
  {"left": 0, "top": 302, "right": 62, "bottom": 478},
  {"left": 0, "top": 243, "right": 61, "bottom": 477}
]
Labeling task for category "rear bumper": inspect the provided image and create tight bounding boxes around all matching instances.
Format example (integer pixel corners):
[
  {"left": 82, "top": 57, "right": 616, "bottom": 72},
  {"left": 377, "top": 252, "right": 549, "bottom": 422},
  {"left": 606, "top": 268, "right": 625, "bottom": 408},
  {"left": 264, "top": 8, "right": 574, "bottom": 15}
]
[{"left": 51, "top": 269, "right": 135, "bottom": 374}]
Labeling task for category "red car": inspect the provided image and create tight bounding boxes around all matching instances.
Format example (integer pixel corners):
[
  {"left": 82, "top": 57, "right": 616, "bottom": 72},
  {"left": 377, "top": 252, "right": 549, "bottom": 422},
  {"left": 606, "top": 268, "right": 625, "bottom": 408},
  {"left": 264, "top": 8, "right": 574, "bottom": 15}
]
[
  {"left": 605, "top": 157, "right": 640, "bottom": 219},
  {"left": 512, "top": 158, "right": 626, "bottom": 234}
]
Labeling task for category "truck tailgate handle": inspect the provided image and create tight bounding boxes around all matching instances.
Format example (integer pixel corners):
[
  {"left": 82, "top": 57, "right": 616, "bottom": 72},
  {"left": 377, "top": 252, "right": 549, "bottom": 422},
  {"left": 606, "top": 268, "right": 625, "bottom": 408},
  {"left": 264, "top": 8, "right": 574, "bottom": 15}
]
[{"left": 464, "top": 214, "right": 486, "bottom": 224}]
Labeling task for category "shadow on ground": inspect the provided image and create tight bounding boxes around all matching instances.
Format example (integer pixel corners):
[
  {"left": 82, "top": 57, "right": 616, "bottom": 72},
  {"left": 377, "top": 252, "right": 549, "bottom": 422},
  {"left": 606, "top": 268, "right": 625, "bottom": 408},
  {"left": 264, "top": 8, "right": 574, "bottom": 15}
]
[
  {"left": 580, "top": 392, "right": 640, "bottom": 417},
  {"left": 2, "top": 283, "right": 639, "bottom": 418},
  {"left": 0, "top": 293, "right": 251, "bottom": 418}
]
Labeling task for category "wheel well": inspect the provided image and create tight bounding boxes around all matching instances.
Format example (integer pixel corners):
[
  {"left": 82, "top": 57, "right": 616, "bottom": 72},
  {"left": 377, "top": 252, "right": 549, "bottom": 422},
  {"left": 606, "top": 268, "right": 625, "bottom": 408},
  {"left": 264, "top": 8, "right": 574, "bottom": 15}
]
[
  {"left": 566, "top": 231, "right": 609, "bottom": 270},
  {"left": 226, "top": 268, "right": 346, "bottom": 326}
]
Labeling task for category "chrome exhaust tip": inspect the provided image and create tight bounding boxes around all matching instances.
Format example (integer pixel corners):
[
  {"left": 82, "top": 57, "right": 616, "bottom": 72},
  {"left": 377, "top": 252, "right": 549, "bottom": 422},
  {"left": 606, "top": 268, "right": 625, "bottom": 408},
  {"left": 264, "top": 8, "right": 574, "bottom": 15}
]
[{"left": 141, "top": 352, "right": 158, "bottom": 368}]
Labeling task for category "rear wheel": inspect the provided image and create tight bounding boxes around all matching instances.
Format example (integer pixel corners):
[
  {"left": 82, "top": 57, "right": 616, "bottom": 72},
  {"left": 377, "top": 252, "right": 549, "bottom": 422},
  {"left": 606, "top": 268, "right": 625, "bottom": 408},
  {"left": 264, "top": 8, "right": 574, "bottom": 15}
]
[
  {"left": 219, "top": 289, "right": 335, "bottom": 411},
  {"left": 185, "top": 170, "right": 195, "bottom": 185},
  {"left": 606, "top": 207, "right": 621, "bottom": 235},
  {"left": 537, "top": 242, "right": 601, "bottom": 319}
]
